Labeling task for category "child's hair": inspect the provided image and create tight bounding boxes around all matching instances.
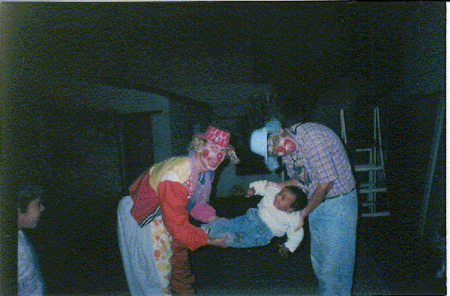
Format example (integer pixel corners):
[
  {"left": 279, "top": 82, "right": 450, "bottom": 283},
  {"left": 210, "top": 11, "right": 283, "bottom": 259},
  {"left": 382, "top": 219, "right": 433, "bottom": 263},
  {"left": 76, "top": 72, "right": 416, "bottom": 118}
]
[
  {"left": 18, "top": 185, "right": 44, "bottom": 213},
  {"left": 284, "top": 185, "right": 308, "bottom": 211}
]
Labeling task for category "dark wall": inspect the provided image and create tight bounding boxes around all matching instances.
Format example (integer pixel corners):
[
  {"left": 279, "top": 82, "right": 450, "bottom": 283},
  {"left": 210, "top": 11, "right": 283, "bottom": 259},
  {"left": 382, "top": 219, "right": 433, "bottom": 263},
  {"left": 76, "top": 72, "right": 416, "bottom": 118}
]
[
  {"left": 2, "top": 94, "right": 128, "bottom": 293},
  {"left": 384, "top": 93, "right": 445, "bottom": 236},
  {"left": 170, "top": 100, "right": 212, "bottom": 156},
  {"left": 120, "top": 113, "right": 155, "bottom": 187},
  {"left": 5, "top": 92, "right": 216, "bottom": 294},
  {"left": 30, "top": 103, "right": 126, "bottom": 294}
]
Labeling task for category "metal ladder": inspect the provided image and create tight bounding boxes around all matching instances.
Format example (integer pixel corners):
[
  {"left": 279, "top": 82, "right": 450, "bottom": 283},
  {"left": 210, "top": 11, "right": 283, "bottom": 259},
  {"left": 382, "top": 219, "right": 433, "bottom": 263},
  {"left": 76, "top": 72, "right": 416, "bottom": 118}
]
[{"left": 340, "top": 106, "right": 390, "bottom": 217}]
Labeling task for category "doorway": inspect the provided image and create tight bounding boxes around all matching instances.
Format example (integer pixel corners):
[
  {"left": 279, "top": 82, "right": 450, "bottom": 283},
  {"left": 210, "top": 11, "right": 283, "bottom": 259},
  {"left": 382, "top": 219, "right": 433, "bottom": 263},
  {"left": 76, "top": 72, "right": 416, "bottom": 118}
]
[{"left": 119, "top": 112, "right": 158, "bottom": 189}]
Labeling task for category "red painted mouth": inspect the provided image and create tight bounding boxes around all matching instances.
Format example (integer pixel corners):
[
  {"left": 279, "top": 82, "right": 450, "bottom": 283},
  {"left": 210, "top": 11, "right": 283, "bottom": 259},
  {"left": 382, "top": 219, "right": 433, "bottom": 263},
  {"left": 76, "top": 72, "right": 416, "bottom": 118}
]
[{"left": 207, "top": 158, "right": 219, "bottom": 169}]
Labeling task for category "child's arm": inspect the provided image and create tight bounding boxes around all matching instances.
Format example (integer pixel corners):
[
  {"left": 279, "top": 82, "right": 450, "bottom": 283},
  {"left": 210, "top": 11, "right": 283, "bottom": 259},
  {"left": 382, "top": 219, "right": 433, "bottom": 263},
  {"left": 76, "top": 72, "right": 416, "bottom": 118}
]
[
  {"left": 248, "top": 180, "right": 269, "bottom": 196},
  {"left": 266, "top": 181, "right": 284, "bottom": 190},
  {"left": 284, "top": 218, "right": 305, "bottom": 253},
  {"left": 278, "top": 244, "right": 290, "bottom": 258},
  {"left": 266, "top": 178, "right": 298, "bottom": 191},
  {"left": 246, "top": 180, "right": 268, "bottom": 198}
]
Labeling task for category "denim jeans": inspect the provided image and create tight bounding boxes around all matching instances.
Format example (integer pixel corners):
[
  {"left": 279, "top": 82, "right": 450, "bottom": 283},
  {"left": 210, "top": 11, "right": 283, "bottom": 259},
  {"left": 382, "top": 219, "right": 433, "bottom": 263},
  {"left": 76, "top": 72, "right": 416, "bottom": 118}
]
[
  {"left": 203, "top": 208, "right": 273, "bottom": 248},
  {"left": 309, "top": 190, "right": 358, "bottom": 296}
]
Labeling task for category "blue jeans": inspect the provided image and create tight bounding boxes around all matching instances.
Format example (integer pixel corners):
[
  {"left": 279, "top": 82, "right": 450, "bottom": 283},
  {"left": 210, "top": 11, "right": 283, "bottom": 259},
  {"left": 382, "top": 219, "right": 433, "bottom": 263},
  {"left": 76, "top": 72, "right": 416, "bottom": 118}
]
[
  {"left": 203, "top": 208, "right": 273, "bottom": 248},
  {"left": 309, "top": 190, "right": 358, "bottom": 296}
]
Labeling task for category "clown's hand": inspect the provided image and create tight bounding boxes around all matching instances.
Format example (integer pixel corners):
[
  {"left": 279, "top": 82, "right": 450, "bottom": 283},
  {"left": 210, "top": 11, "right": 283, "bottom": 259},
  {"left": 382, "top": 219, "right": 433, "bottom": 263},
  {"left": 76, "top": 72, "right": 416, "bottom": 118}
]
[
  {"left": 207, "top": 216, "right": 228, "bottom": 223},
  {"left": 207, "top": 236, "right": 230, "bottom": 248},
  {"left": 295, "top": 210, "right": 306, "bottom": 231},
  {"left": 207, "top": 215, "right": 218, "bottom": 222}
]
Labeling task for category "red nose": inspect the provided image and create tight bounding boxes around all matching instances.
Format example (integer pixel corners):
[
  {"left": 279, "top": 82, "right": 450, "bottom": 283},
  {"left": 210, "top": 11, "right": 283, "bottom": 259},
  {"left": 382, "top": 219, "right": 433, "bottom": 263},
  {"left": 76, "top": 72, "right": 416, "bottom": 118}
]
[
  {"left": 276, "top": 146, "right": 285, "bottom": 153},
  {"left": 217, "top": 152, "right": 224, "bottom": 160}
]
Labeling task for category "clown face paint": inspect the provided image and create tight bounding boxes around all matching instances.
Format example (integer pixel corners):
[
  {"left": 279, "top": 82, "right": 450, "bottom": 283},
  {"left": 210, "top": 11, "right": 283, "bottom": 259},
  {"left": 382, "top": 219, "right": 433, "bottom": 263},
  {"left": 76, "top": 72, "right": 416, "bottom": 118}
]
[
  {"left": 200, "top": 141, "right": 226, "bottom": 171},
  {"left": 277, "top": 138, "right": 297, "bottom": 155},
  {"left": 268, "top": 134, "right": 297, "bottom": 156}
]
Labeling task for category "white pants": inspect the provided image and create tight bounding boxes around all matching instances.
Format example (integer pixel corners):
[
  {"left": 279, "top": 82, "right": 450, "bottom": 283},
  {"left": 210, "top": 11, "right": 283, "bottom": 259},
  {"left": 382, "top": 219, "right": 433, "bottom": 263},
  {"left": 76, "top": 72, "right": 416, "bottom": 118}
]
[{"left": 117, "top": 196, "right": 172, "bottom": 295}]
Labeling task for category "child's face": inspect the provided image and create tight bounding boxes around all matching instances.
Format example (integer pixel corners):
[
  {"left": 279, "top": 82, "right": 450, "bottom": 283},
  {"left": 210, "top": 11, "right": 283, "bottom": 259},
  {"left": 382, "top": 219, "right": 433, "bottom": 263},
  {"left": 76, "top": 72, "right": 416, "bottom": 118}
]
[
  {"left": 18, "top": 198, "right": 45, "bottom": 229},
  {"left": 273, "top": 188, "right": 296, "bottom": 212}
]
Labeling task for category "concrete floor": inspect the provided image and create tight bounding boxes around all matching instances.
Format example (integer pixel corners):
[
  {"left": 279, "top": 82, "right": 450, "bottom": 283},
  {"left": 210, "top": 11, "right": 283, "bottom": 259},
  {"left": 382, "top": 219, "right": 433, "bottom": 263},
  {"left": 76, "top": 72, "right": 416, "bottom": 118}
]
[
  {"left": 188, "top": 197, "right": 446, "bottom": 296},
  {"left": 189, "top": 215, "right": 390, "bottom": 296},
  {"left": 36, "top": 196, "right": 445, "bottom": 296}
]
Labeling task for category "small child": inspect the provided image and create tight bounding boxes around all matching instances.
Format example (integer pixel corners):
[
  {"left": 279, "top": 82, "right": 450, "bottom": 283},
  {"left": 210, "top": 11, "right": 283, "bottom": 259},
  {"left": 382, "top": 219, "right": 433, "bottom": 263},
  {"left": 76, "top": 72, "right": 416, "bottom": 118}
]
[
  {"left": 202, "top": 180, "right": 307, "bottom": 256},
  {"left": 18, "top": 185, "right": 46, "bottom": 295}
]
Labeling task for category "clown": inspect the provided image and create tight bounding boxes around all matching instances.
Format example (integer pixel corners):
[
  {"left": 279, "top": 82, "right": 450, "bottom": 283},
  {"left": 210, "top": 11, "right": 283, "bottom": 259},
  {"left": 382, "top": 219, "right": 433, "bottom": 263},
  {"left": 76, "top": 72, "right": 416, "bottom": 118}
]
[
  {"left": 250, "top": 118, "right": 357, "bottom": 296},
  {"left": 117, "top": 126, "right": 239, "bottom": 295}
]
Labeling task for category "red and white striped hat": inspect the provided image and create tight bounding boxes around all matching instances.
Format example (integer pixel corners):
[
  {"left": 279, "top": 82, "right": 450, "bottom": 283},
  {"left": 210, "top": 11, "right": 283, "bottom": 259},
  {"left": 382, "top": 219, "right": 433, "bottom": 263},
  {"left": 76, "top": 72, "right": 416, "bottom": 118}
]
[{"left": 200, "top": 126, "right": 230, "bottom": 149}]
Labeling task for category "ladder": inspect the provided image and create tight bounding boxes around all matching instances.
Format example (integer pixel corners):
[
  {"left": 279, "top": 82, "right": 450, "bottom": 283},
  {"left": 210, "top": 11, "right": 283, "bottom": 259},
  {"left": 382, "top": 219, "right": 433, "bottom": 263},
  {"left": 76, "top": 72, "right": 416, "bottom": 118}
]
[{"left": 340, "top": 106, "right": 390, "bottom": 217}]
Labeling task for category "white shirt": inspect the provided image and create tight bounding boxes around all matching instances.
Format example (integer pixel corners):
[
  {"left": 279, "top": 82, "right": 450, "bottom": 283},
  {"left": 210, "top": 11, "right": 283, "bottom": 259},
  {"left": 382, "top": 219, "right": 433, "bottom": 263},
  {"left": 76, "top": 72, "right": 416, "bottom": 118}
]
[
  {"left": 18, "top": 230, "right": 45, "bottom": 296},
  {"left": 251, "top": 180, "right": 304, "bottom": 252}
]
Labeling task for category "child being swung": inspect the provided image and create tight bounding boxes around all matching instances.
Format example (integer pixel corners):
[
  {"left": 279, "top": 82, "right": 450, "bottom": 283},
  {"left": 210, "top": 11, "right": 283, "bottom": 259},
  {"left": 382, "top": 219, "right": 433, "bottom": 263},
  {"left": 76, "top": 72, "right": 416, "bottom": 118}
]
[{"left": 202, "top": 180, "right": 307, "bottom": 256}]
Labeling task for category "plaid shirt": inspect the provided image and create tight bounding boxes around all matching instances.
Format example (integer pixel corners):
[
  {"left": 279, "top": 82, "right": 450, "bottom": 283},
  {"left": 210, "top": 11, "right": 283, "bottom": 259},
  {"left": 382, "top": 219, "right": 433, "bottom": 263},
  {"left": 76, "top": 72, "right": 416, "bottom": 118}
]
[{"left": 282, "top": 123, "right": 355, "bottom": 199}]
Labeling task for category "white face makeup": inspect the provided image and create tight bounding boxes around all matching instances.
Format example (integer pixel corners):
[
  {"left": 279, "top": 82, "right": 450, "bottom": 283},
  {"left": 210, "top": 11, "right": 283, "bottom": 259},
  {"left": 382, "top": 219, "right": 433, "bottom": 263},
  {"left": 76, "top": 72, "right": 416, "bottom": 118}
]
[
  {"left": 268, "top": 133, "right": 297, "bottom": 156},
  {"left": 199, "top": 141, "right": 227, "bottom": 171}
]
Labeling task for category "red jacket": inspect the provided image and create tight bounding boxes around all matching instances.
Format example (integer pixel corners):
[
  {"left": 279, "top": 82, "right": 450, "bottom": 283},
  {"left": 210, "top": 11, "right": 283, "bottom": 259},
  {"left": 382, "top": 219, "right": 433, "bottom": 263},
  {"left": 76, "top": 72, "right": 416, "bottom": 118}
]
[{"left": 129, "top": 157, "right": 209, "bottom": 250}]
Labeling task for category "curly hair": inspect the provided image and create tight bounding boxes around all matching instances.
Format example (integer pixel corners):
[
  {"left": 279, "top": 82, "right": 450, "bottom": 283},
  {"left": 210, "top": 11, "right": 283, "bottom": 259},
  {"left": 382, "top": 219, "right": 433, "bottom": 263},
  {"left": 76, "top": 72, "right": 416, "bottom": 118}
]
[{"left": 187, "top": 134, "right": 208, "bottom": 153}]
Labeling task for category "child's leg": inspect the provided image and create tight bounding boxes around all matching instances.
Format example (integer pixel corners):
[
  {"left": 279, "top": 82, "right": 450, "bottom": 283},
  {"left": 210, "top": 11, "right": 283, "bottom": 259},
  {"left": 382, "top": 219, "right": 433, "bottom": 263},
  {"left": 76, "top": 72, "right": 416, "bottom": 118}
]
[
  {"left": 204, "top": 208, "right": 273, "bottom": 248},
  {"left": 202, "top": 215, "right": 245, "bottom": 240},
  {"left": 229, "top": 208, "right": 273, "bottom": 248}
]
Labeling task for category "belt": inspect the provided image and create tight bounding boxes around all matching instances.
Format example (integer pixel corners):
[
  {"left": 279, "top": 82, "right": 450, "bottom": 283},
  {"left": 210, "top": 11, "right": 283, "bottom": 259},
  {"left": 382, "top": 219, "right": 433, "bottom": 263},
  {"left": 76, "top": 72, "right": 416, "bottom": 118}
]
[{"left": 324, "top": 188, "right": 355, "bottom": 201}]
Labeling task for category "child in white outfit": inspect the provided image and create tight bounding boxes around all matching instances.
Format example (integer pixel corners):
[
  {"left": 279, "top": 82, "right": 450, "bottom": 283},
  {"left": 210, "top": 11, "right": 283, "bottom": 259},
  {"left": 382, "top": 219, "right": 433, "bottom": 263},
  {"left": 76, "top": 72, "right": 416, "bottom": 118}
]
[{"left": 202, "top": 180, "right": 307, "bottom": 256}]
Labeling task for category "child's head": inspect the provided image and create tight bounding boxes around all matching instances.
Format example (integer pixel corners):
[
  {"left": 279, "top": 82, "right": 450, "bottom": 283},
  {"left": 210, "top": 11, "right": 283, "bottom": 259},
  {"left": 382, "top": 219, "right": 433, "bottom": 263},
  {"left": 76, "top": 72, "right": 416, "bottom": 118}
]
[
  {"left": 18, "top": 185, "right": 45, "bottom": 229},
  {"left": 273, "top": 185, "right": 308, "bottom": 213}
]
